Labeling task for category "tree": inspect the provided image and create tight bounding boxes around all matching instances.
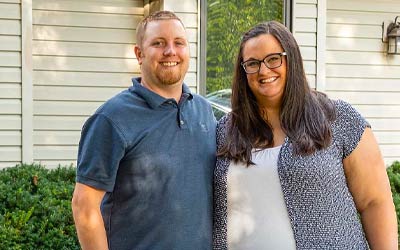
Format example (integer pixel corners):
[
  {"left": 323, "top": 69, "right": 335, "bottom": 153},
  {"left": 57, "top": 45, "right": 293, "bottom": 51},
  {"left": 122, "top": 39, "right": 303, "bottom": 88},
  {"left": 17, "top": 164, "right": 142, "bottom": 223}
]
[{"left": 206, "top": 0, "right": 283, "bottom": 93}]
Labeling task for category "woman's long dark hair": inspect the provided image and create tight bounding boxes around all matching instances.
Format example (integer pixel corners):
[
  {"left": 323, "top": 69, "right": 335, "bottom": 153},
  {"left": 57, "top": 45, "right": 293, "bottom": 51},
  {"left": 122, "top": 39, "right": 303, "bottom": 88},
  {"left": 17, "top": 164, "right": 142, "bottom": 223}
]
[{"left": 219, "top": 21, "right": 336, "bottom": 166}]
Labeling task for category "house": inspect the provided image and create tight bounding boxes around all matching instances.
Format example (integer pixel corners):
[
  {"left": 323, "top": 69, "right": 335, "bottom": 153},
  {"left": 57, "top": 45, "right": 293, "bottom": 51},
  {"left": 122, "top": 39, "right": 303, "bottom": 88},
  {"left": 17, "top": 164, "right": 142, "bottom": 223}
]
[{"left": 0, "top": 0, "right": 399, "bottom": 168}]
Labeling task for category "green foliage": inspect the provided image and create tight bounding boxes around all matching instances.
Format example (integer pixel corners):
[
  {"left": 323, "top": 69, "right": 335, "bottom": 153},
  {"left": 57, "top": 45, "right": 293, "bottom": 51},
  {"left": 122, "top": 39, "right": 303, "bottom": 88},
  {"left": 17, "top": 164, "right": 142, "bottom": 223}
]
[
  {"left": 387, "top": 161, "right": 400, "bottom": 244},
  {"left": 206, "top": 0, "right": 283, "bottom": 93},
  {"left": 1, "top": 161, "right": 399, "bottom": 249},
  {"left": 0, "top": 164, "right": 79, "bottom": 250}
]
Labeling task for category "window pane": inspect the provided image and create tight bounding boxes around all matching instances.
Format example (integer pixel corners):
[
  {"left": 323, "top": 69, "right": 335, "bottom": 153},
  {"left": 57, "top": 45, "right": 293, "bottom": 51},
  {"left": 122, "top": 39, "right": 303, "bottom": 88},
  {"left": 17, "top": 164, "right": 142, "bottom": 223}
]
[{"left": 206, "top": 0, "right": 284, "bottom": 94}]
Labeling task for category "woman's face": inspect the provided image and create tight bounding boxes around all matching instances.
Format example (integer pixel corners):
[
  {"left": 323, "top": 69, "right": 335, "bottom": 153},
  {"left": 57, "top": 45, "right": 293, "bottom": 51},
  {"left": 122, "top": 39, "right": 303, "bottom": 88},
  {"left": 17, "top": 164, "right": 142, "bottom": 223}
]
[{"left": 242, "top": 34, "right": 287, "bottom": 108}]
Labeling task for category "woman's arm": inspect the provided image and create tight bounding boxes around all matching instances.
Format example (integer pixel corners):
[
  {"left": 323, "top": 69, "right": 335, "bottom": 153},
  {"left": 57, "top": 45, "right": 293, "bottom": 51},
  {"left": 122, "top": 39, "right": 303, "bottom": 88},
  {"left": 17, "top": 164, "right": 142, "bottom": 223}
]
[{"left": 343, "top": 127, "right": 397, "bottom": 249}]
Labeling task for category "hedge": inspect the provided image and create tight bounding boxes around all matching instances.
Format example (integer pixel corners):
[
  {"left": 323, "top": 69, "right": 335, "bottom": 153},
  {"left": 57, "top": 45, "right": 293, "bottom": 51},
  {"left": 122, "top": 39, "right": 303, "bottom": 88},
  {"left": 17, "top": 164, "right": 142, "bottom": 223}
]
[
  {"left": 387, "top": 161, "right": 400, "bottom": 245},
  {"left": 0, "top": 162, "right": 399, "bottom": 249},
  {"left": 0, "top": 164, "right": 79, "bottom": 250}
]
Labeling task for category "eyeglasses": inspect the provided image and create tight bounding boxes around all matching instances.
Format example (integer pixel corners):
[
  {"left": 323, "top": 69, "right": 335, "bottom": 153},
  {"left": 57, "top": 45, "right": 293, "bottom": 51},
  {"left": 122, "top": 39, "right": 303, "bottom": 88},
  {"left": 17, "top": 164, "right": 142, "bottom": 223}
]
[{"left": 241, "top": 52, "right": 287, "bottom": 74}]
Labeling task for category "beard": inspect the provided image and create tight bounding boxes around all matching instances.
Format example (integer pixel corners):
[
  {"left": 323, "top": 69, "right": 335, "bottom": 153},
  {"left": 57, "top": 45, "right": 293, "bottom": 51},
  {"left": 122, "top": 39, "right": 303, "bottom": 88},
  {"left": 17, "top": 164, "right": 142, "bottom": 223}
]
[
  {"left": 139, "top": 54, "right": 189, "bottom": 87},
  {"left": 155, "top": 61, "right": 190, "bottom": 85},
  {"left": 157, "top": 68, "right": 184, "bottom": 85}
]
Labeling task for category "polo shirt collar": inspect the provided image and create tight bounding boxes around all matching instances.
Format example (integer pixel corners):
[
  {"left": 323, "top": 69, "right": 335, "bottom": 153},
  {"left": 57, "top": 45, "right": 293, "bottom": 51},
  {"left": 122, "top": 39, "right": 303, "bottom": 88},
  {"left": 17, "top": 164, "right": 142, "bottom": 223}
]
[{"left": 130, "top": 77, "right": 193, "bottom": 109}]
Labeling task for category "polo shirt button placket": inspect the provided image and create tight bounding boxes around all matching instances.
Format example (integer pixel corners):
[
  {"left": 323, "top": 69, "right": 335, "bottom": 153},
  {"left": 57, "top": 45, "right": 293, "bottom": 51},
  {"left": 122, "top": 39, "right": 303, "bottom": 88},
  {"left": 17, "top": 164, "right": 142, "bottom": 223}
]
[{"left": 177, "top": 108, "right": 188, "bottom": 129}]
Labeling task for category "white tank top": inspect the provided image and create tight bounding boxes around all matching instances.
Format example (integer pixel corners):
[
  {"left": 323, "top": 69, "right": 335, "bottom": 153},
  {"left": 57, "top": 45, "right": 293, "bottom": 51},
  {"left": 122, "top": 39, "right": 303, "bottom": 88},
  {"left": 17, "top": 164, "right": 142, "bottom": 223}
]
[{"left": 227, "top": 145, "right": 296, "bottom": 250}]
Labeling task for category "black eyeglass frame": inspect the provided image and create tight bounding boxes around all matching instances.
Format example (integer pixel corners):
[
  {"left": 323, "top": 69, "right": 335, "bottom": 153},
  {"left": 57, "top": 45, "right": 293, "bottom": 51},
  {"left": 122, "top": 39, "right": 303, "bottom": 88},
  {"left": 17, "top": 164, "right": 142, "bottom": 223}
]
[{"left": 241, "top": 52, "right": 287, "bottom": 74}]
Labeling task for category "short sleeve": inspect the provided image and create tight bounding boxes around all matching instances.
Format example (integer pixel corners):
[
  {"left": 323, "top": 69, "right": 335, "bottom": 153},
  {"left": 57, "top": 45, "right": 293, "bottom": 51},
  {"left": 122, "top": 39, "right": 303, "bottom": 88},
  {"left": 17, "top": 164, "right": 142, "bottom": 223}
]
[
  {"left": 76, "top": 114, "right": 127, "bottom": 192},
  {"left": 334, "top": 100, "right": 371, "bottom": 159}
]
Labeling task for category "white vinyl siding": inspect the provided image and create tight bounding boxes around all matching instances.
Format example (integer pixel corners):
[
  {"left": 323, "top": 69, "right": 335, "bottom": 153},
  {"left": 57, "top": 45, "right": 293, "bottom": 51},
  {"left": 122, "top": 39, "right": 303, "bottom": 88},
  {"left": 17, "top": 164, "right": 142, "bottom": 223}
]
[
  {"left": 0, "top": 0, "right": 203, "bottom": 169},
  {"left": 294, "top": 0, "right": 317, "bottom": 88},
  {"left": 2, "top": 0, "right": 398, "bottom": 168},
  {"left": 0, "top": 0, "right": 22, "bottom": 168},
  {"left": 325, "top": 0, "right": 400, "bottom": 164},
  {"left": 31, "top": 0, "right": 144, "bottom": 167},
  {"left": 163, "top": 0, "right": 198, "bottom": 92}
]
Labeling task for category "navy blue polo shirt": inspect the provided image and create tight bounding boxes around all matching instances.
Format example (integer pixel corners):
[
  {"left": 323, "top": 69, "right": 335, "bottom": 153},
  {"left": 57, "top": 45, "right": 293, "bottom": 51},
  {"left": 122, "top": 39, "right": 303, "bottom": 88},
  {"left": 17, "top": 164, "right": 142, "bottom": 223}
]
[{"left": 76, "top": 78, "right": 216, "bottom": 250}]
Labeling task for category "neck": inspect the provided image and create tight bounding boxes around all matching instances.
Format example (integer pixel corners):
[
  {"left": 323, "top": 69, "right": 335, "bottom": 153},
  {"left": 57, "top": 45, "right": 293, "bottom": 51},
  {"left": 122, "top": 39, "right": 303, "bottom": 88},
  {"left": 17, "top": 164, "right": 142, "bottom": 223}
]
[
  {"left": 140, "top": 79, "right": 183, "bottom": 102},
  {"left": 256, "top": 94, "right": 282, "bottom": 112},
  {"left": 259, "top": 104, "right": 286, "bottom": 146},
  {"left": 259, "top": 106, "right": 280, "bottom": 127}
]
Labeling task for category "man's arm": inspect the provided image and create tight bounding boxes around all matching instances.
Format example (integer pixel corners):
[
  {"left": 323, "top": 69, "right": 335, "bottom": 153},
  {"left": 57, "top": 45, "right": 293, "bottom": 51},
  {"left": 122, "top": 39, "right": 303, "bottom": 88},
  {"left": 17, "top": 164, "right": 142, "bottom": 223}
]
[
  {"left": 72, "top": 183, "right": 108, "bottom": 250},
  {"left": 343, "top": 128, "right": 398, "bottom": 249}
]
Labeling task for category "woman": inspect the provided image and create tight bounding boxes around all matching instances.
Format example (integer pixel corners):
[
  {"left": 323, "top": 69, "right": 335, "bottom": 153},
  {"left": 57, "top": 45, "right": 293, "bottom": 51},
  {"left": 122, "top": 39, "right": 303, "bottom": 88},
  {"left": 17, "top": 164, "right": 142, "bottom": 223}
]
[{"left": 213, "top": 21, "right": 397, "bottom": 250}]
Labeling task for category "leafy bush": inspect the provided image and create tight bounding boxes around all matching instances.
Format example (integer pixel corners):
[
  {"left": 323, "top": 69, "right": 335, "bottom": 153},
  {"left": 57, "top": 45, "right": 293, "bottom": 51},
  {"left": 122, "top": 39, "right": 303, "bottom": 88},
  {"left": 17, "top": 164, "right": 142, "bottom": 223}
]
[
  {"left": 387, "top": 161, "right": 400, "bottom": 245},
  {"left": 1, "top": 162, "right": 399, "bottom": 249},
  {"left": 0, "top": 164, "right": 79, "bottom": 250}
]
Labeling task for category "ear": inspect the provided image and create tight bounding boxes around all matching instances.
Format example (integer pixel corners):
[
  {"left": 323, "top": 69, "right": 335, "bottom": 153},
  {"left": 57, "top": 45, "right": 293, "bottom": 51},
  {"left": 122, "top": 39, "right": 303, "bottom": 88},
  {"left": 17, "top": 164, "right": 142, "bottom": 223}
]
[{"left": 134, "top": 45, "right": 143, "bottom": 65}]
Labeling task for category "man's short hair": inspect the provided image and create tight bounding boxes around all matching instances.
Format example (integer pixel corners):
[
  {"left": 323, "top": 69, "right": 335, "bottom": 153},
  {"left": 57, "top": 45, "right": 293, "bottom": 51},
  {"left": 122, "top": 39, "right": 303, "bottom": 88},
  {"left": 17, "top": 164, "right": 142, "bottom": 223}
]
[{"left": 136, "top": 10, "right": 185, "bottom": 48}]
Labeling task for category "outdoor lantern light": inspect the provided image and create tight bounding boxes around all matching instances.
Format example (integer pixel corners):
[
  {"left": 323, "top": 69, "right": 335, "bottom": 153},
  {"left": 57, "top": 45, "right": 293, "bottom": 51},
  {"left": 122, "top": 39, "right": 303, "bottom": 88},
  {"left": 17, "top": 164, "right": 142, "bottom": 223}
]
[{"left": 382, "top": 16, "right": 400, "bottom": 55}]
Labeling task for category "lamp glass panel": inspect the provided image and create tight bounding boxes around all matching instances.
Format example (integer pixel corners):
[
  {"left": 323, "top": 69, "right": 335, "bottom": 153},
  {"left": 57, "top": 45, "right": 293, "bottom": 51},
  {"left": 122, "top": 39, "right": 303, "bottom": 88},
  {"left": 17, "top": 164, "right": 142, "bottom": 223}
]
[
  {"left": 393, "top": 36, "right": 400, "bottom": 54},
  {"left": 388, "top": 37, "right": 395, "bottom": 53}
]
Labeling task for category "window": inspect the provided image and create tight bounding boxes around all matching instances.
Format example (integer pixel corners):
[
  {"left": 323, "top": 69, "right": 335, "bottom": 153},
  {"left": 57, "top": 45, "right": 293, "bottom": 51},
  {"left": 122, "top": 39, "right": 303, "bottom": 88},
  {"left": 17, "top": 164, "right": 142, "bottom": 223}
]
[{"left": 199, "top": 0, "right": 291, "bottom": 95}]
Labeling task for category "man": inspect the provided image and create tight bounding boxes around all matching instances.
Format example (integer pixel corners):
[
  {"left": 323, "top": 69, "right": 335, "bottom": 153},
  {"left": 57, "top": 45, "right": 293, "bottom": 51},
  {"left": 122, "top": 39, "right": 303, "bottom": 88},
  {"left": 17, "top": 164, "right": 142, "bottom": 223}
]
[{"left": 72, "top": 11, "right": 216, "bottom": 250}]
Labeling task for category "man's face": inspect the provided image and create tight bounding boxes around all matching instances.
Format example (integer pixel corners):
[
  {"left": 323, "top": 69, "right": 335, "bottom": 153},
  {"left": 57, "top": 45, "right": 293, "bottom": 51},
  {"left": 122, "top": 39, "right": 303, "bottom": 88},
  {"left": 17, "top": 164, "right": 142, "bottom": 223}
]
[{"left": 135, "top": 19, "right": 190, "bottom": 88}]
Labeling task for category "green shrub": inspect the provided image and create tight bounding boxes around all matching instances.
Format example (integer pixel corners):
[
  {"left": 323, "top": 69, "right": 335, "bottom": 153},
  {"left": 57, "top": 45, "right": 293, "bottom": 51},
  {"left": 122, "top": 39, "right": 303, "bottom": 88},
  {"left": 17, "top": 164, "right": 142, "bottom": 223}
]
[
  {"left": 387, "top": 161, "right": 400, "bottom": 245},
  {"left": 1, "top": 162, "right": 400, "bottom": 249},
  {"left": 0, "top": 164, "right": 79, "bottom": 250}
]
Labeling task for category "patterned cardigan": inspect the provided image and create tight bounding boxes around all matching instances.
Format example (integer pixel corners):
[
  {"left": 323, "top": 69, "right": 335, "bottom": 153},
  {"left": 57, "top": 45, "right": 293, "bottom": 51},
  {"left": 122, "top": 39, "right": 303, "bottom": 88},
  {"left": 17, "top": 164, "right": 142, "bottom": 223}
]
[{"left": 213, "top": 100, "right": 370, "bottom": 250}]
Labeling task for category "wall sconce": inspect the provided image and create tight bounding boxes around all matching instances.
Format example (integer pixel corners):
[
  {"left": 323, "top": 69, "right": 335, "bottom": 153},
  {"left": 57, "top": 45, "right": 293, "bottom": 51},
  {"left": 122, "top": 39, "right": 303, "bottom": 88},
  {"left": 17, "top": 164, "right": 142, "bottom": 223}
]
[{"left": 382, "top": 16, "right": 400, "bottom": 55}]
